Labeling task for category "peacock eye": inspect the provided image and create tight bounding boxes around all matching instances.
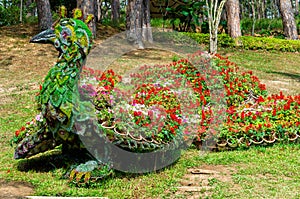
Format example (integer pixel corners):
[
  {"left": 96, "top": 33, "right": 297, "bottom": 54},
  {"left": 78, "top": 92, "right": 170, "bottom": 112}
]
[
  {"left": 60, "top": 19, "right": 69, "bottom": 26},
  {"left": 70, "top": 20, "right": 76, "bottom": 26},
  {"left": 54, "top": 39, "right": 60, "bottom": 48}
]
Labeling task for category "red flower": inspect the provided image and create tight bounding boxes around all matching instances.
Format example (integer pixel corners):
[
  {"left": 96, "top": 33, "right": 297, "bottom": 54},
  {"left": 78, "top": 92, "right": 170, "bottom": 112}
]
[
  {"left": 20, "top": 126, "right": 26, "bottom": 131},
  {"left": 272, "top": 108, "right": 276, "bottom": 116},
  {"left": 201, "top": 109, "right": 206, "bottom": 120},
  {"left": 134, "top": 111, "right": 141, "bottom": 117},
  {"left": 257, "top": 96, "right": 264, "bottom": 103},
  {"left": 148, "top": 110, "right": 154, "bottom": 120},
  {"left": 15, "top": 130, "right": 20, "bottom": 137},
  {"left": 241, "top": 111, "right": 245, "bottom": 120},
  {"left": 259, "top": 84, "right": 266, "bottom": 91},
  {"left": 226, "top": 106, "right": 235, "bottom": 115}
]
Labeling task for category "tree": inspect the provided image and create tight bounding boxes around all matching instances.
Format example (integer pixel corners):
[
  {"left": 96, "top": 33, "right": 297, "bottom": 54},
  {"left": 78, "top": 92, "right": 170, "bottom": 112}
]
[
  {"left": 36, "top": 0, "right": 53, "bottom": 30},
  {"left": 111, "top": 0, "right": 120, "bottom": 24},
  {"left": 279, "top": 0, "right": 298, "bottom": 40},
  {"left": 142, "top": 0, "right": 152, "bottom": 43},
  {"left": 126, "top": 0, "right": 152, "bottom": 49},
  {"left": 293, "top": 0, "right": 299, "bottom": 16},
  {"left": 225, "top": 0, "right": 241, "bottom": 38},
  {"left": 77, "top": 0, "right": 97, "bottom": 37},
  {"left": 206, "top": 0, "right": 227, "bottom": 54}
]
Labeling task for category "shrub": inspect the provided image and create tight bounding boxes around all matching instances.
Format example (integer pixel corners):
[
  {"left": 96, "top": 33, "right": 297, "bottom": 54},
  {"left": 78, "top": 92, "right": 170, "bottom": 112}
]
[
  {"left": 0, "top": 5, "right": 22, "bottom": 26},
  {"left": 186, "top": 32, "right": 300, "bottom": 52},
  {"left": 185, "top": 33, "right": 235, "bottom": 48},
  {"left": 240, "top": 36, "right": 300, "bottom": 52},
  {"left": 241, "top": 18, "right": 283, "bottom": 35}
]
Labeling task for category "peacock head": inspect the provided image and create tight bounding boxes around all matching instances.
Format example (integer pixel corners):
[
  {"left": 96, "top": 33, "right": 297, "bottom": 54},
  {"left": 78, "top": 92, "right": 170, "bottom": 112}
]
[{"left": 30, "top": 6, "right": 93, "bottom": 59}]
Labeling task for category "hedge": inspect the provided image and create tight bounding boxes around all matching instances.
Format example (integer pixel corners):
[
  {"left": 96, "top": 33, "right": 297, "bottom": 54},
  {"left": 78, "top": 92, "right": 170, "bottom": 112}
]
[{"left": 185, "top": 33, "right": 300, "bottom": 52}]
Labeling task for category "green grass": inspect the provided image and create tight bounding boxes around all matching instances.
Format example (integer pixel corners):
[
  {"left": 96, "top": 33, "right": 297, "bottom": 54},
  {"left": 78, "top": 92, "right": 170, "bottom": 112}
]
[
  {"left": 1, "top": 77, "right": 299, "bottom": 198},
  {"left": 0, "top": 29, "right": 300, "bottom": 198}
]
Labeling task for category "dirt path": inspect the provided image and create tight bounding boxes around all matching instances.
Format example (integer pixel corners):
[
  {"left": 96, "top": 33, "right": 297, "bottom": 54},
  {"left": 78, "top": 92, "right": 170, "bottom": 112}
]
[{"left": 0, "top": 180, "right": 33, "bottom": 199}]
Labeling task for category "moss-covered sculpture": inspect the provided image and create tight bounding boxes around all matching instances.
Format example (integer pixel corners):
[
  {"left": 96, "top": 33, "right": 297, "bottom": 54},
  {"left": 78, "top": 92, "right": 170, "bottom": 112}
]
[{"left": 12, "top": 7, "right": 182, "bottom": 183}]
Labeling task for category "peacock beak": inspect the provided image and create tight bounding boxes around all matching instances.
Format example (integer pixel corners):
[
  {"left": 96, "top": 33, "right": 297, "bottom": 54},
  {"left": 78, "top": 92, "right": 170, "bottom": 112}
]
[{"left": 30, "top": 29, "right": 56, "bottom": 44}]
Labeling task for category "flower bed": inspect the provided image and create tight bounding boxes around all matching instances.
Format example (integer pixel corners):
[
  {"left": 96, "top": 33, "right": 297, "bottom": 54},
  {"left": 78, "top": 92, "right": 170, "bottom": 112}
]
[{"left": 12, "top": 52, "right": 300, "bottom": 150}]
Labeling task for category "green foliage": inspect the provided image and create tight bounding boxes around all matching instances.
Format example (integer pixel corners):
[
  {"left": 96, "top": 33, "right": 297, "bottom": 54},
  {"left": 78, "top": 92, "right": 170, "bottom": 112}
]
[
  {"left": 151, "top": 18, "right": 177, "bottom": 29},
  {"left": 165, "top": 0, "right": 205, "bottom": 32},
  {"left": 0, "top": 1, "right": 38, "bottom": 26},
  {"left": 241, "top": 18, "right": 283, "bottom": 35},
  {"left": 185, "top": 33, "right": 235, "bottom": 47},
  {"left": 186, "top": 32, "right": 300, "bottom": 52},
  {"left": 240, "top": 36, "right": 300, "bottom": 52},
  {"left": 0, "top": 5, "right": 22, "bottom": 26}
]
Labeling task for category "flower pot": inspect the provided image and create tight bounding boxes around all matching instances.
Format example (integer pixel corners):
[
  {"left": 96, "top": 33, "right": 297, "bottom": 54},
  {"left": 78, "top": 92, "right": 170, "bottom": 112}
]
[
  {"left": 251, "top": 136, "right": 264, "bottom": 145},
  {"left": 227, "top": 138, "right": 238, "bottom": 148},
  {"left": 274, "top": 132, "right": 285, "bottom": 141},
  {"left": 216, "top": 139, "right": 227, "bottom": 147},
  {"left": 101, "top": 121, "right": 115, "bottom": 129},
  {"left": 287, "top": 133, "right": 299, "bottom": 142},
  {"left": 263, "top": 134, "right": 276, "bottom": 144},
  {"left": 238, "top": 137, "right": 252, "bottom": 147},
  {"left": 113, "top": 127, "right": 127, "bottom": 136}
]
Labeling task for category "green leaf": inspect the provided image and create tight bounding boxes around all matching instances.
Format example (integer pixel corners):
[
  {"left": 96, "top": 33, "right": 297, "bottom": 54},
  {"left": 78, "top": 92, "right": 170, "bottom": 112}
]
[
  {"left": 181, "top": 11, "right": 189, "bottom": 16},
  {"left": 60, "top": 101, "right": 73, "bottom": 119},
  {"left": 166, "top": 7, "right": 172, "bottom": 12},
  {"left": 50, "top": 89, "right": 63, "bottom": 108}
]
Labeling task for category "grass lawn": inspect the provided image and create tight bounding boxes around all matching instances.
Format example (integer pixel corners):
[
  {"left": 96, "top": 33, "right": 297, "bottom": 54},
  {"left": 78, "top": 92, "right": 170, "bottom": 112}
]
[{"left": 0, "top": 25, "right": 299, "bottom": 198}]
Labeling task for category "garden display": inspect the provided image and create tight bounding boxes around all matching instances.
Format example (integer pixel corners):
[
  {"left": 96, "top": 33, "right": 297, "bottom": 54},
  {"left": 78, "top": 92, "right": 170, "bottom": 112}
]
[{"left": 10, "top": 7, "right": 300, "bottom": 184}]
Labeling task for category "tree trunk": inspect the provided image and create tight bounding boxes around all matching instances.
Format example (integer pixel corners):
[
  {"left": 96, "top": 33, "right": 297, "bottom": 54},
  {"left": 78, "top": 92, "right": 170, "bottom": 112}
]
[
  {"left": 142, "top": 0, "right": 153, "bottom": 42},
  {"left": 77, "top": 0, "right": 97, "bottom": 37},
  {"left": 225, "top": 0, "right": 241, "bottom": 38},
  {"left": 96, "top": 0, "right": 102, "bottom": 22},
  {"left": 206, "top": 0, "right": 227, "bottom": 54},
  {"left": 126, "top": 0, "right": 153, "bottom": 49},
  {"left": 295, "top": 0, "right": 299, "bottom": 16},
  {"left": 26, "top": 0, "right": 35, "bottom": 17},
  {"left": 36, "top": 0, "right": 53, "bottom": 30},
  {"left": 251, "top": 0, "right": 256, "bottom": 36},
  {"left": 279, "top": 0, "right": 298, "bottom": 39},
  {"left": 111, "top": 0, "right": 120, "bottom": 24},
  {"left": 20, "top": 0, "right": 23, "bottom": 23}
]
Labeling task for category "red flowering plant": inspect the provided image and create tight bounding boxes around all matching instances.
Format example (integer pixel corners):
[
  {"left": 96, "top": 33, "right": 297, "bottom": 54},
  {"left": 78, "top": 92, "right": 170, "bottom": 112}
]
[
  {"left": 214, "top": 54, "right": 268, "bottom": 107},
  {"left": 111, "top": 84, "right": 182, "bottom": 142},
  {"left": 171, "top": 52, "right": 299, "bottom": 146},
  {"left": 11, "top": 112, "right": 46, "bottom": 145},
  {"left": 80, "top": 67, "right": 122, "bottom": 126},
  {"left": 108, "top": 63, "right": 200, "bottom": 144},
  {"left": 168, "top": 53, "right": 227, "bottom": 142}
]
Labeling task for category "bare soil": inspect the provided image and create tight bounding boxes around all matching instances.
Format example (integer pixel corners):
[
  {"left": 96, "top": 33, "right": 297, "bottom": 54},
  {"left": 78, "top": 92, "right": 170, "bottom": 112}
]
[
  {"left": 175, "top": 165, "right": 239, "bottom": 199},
  {"left": 0, "top": 180, "right": 33, "bottom": 199}
]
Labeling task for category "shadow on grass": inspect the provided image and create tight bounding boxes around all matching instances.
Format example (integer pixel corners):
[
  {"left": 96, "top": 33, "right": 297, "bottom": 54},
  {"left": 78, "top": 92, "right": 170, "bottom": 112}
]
[
  {"left": 16, "top": 149, "right": 95, "bottom": 172},
  {"left": 16, "top": 147, "right": 181, "bottom": 186},
  {"left": 266, "top": 71, "right": 300, "bottom": 82}
]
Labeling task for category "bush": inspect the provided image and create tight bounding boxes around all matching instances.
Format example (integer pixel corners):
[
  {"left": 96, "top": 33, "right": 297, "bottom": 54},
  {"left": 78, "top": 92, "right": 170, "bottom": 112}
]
[
  {"left": 0, "top": 5, "right": 22, "bottom": 26},
  {"left": 185, "top": 33, "right": 235, "bottom": 48},
  {"left": 240, "top": 36, "right": 300, "bottom": 52},
  {"left": 186, "top": 32, "right": 300, "bottom": 52},
  {"left": 241, "top": 18, "right": 283, "bottom": 34}
]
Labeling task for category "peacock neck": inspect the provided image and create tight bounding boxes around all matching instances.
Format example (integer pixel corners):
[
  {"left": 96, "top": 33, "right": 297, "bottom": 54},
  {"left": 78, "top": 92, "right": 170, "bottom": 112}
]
[{"left": 38, "top": 49, "right": 86, "bottom": 108}]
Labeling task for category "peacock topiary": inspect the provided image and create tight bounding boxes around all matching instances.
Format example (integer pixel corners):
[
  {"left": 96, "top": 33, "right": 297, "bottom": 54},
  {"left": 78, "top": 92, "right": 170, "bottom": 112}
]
[{"left": 11, "top": 7, "right": 183, "bottom": 184}]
